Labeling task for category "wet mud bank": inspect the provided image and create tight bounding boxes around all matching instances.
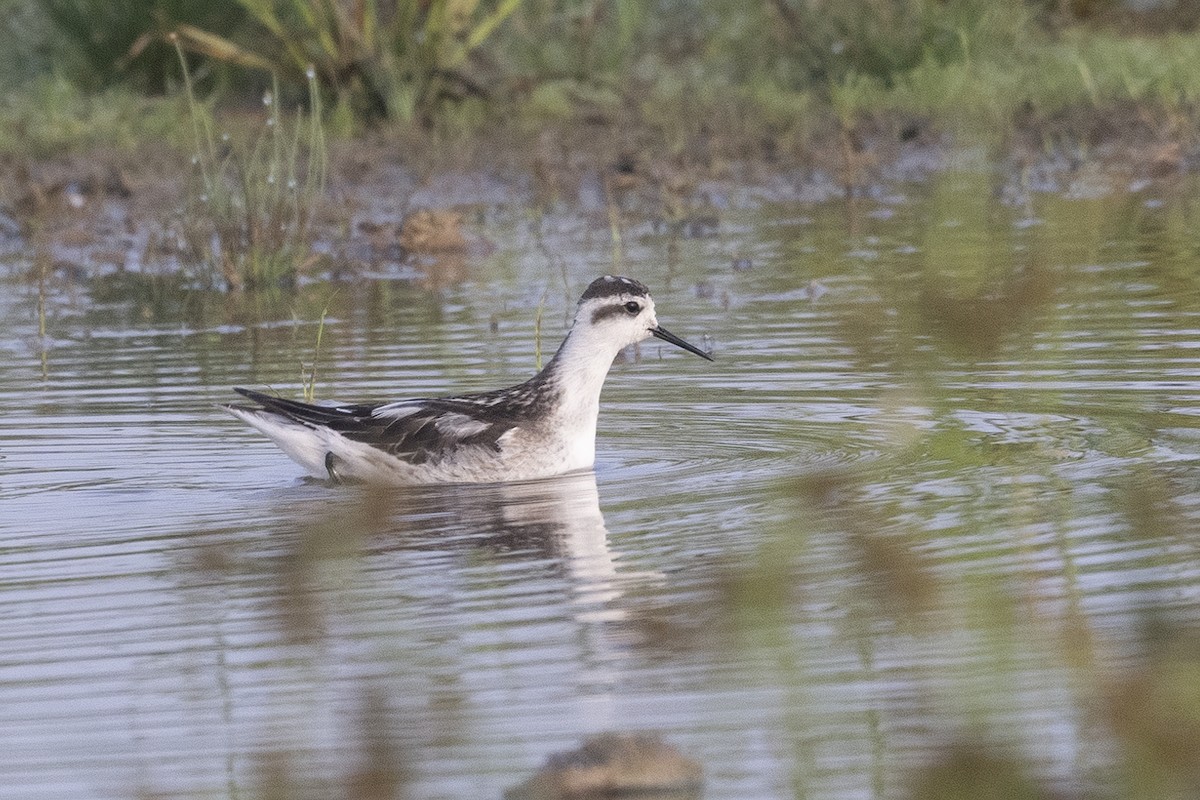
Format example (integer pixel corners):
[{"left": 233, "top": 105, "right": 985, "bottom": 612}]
[{"left": 3, "top": 108, "right": 1198, "bottom": 292}]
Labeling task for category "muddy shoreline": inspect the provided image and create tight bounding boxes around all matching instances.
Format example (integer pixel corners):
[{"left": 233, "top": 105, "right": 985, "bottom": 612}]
[{"left": 3, "top": 108, "right": 1197, "bottom": 290}]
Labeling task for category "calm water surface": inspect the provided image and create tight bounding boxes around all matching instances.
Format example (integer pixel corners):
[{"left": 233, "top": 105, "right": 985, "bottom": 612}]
[{"left": 4, "top": 169, "right": 1200, "bottom": 799}]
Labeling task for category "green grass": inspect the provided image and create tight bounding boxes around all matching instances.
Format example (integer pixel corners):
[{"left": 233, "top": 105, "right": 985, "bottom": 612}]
[
  {"left": 171, "top": 0, "right": 525, "bottom": 123},
  {"left": 866, "top": 29, "right": 1200, "bottom": 130},
  {"left": 0, "top": 75, "right": 182, "bottom": 157},
  {"left": 300, "top": 297, "right": 334, "bottom": 402},
  {"left": 624, "top": 8, "right": 1200, "bottom": 148},
  {"left": 176, "top": 41, "right": 327, "bottom": 291},
  {"left": 19, "top": 24, "right": 1200, "bottom": 165},
  {"left": 7, "top": 0, "right": 1200, "bottom": 156}
]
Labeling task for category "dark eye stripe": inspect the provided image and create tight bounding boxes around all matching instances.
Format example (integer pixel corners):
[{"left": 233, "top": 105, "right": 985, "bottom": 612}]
[{"left": 590, "top": 302, "right": 633, "bottom": 324}]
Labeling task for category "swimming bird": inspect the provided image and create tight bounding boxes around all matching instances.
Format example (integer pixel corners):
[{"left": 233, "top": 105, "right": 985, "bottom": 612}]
[{"left": 226, "top": 276, "right": 713, "bottom": 485}]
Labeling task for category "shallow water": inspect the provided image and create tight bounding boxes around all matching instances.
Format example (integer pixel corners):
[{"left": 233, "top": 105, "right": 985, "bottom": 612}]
[{"left": 5, "top": 168, "right": 1200, "bottom": 799}]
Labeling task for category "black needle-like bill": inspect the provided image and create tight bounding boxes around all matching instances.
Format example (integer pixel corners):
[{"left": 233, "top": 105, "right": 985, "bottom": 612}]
[{"left": 651, "top": 326, "right": 714, "bottom": 361}]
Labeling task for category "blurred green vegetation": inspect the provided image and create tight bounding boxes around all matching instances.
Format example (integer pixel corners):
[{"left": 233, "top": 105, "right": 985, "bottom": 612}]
[
  {"left": 5, "top": 0, "right": 1200, "bottom": 157},
  {"left": 36, "top": 0, "right": 249, "bottom": 91},
  {"left": 172, "top": 0, "right": 524, "bottom": 122},
  {"left": 0, "top": 74, "right": 182, "bottom": 157}
]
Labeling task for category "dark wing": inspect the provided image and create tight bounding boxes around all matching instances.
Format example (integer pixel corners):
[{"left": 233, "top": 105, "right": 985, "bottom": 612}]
[{"left": 232, "top": 386, "right": 530, "bottom": 465}]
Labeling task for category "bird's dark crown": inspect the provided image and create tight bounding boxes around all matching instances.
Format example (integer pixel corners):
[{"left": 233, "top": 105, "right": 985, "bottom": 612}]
[{"left": 579, "top": 275, "right": 650, "bottom": 303}]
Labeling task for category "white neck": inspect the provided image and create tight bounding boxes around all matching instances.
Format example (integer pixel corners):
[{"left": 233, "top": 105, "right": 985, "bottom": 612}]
[
  {"left": 541, "top": 326, "right": 620, "bottom": 423},
  {"left": 519, "top": 328, "right": 618, "bottom": 472}
]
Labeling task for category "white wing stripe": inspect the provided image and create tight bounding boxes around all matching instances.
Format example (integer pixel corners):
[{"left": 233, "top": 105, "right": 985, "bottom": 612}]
[
  {"left": 372, "top": 402, "right": 425, "bottom": 420},
  {"left": 434, "top": 413, "right": 492, "bottom": 438}
]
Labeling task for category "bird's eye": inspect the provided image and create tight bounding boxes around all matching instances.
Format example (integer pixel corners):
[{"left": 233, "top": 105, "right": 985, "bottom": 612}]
[{"left": 623, "top": 301, "right": 641, "bottom": 314}]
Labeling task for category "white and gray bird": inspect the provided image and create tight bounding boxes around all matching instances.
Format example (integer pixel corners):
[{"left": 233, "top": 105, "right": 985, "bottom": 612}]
[{"left": 225, "top": 276, "right": 713, "bottom": 485}]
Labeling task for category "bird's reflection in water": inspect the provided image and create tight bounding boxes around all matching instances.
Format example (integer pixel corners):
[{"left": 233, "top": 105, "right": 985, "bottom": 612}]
[
  {"left": 393, "top": 470, "right": 634, "bottom": 623},
  {"left": 268, "top": 469, "right": 642, "bottom": 631}
]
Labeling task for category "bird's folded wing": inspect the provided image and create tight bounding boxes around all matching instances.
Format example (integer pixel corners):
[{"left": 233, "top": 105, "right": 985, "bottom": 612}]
[{"left": 233, "top": 387, "right": 520, "bottom": 465}]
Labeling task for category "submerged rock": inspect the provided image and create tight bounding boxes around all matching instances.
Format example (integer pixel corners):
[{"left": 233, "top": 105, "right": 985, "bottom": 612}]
[{"left": 505, "top": 733, "right": 703, "bottom": 800}]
